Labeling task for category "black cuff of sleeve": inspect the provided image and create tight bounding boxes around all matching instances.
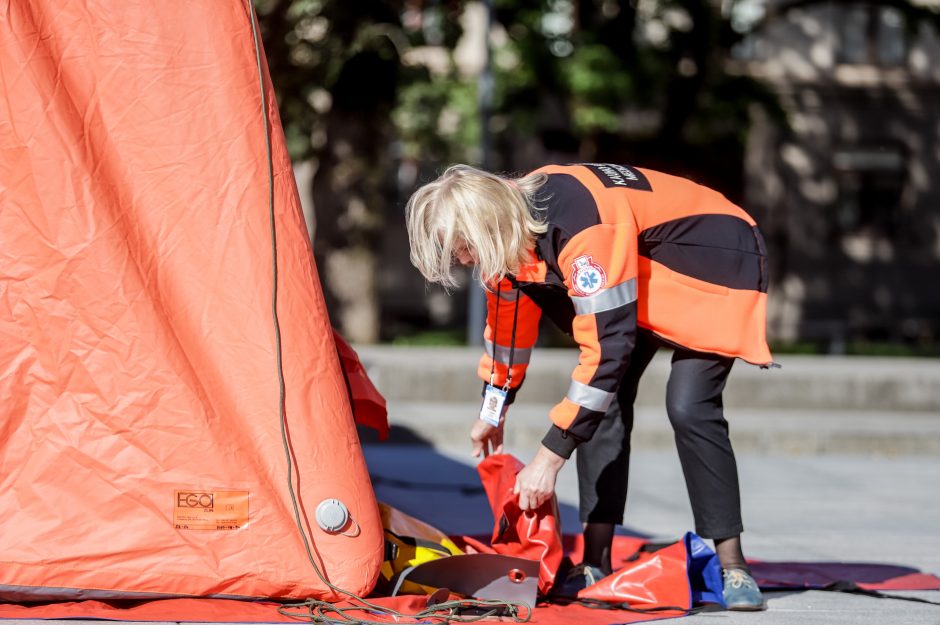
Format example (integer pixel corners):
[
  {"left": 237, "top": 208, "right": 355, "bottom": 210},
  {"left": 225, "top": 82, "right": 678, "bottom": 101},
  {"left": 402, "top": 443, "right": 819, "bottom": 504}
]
[
  {"left": 541, "top": 425, "right": 581, "bottom": 459},
  {"left": 480, "top": 383, "right": 518, "bottom": 405}
]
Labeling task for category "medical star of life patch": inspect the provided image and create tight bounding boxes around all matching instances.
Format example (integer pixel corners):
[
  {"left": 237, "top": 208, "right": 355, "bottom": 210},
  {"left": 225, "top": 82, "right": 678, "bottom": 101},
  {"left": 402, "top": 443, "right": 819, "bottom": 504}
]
[
  {"left": 571, "top": 255, "right": 607, "bottom": 296},
  {"left": 581, "top": 163, "right": 652, "bottom": 191}
]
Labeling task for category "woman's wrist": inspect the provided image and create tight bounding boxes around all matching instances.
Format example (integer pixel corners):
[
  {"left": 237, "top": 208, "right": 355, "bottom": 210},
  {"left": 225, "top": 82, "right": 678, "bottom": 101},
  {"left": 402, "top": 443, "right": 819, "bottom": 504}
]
[{"left": 534, "top": 444, "right": 566, "bottom": 471}]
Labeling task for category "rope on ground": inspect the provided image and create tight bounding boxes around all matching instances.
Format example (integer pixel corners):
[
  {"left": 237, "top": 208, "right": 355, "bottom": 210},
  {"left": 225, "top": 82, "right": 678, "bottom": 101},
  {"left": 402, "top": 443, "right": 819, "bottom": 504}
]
[{"left": 277, "top": 598, "right": 532, "bottom": 624}]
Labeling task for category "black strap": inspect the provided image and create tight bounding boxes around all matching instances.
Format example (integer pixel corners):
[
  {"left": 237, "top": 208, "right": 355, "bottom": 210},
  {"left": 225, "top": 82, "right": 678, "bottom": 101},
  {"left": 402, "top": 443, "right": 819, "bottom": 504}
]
[
  {"left": 488, "top": 282, "right": 500, "bottom": 384},
  {"left": 488, "top": 280, "right": 521, "bottom": 389},
  {"left": 823, "top": 580, "right": 940, "bottom": 606},
  {"left": 551, "top": 597, "right": 698, "bottom": 615},
  {"left": 383, "top": 529, "right": 454, "bottom": 557}
]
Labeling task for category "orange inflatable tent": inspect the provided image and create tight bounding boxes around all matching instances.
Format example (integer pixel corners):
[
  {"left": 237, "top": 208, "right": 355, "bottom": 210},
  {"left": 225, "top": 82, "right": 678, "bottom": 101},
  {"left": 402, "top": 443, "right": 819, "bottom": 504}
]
[{"left": 0, "top": 1, "right": 383, "bottom": 602}]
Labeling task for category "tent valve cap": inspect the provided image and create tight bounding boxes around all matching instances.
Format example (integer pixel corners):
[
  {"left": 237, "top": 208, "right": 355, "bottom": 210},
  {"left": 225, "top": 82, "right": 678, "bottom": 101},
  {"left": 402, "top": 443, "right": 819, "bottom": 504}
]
[{"left": 316, "top": 498, "right": 350, "bottom": 533}]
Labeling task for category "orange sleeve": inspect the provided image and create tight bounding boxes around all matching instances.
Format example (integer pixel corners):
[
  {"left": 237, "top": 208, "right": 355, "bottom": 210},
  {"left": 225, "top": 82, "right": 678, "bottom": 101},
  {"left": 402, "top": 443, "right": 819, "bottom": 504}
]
[{"left": 476, "top": 277, "right": 541, "bottom": 402}]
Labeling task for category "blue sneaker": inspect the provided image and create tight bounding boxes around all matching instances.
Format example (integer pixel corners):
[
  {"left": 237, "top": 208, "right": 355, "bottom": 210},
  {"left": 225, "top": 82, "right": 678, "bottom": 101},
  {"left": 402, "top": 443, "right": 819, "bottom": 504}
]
[
  {"left": 555, "top": 563, "right": 605, "bottom": 597},
  {"left": 722, "top": 568, "right": 765, "bottom": 611}
]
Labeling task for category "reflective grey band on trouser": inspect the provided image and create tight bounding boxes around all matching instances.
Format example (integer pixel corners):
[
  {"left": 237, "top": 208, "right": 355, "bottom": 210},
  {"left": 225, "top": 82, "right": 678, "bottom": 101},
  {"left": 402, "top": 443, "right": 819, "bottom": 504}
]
[
  {"left": 571, "top": 278, "right": 637, "bottom": 315},
  {"left": 566, "top": 380, "right": 615, "bottom": 412},
  {"left": 484, "top": 339, "right": 532, "bottom": 365}
]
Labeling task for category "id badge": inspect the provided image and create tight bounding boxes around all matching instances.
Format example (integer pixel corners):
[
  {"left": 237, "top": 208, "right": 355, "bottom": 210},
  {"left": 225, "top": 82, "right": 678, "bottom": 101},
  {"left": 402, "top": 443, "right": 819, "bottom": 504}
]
[{"left": 479, "top": 384, "right": 508, "bottom": 427}]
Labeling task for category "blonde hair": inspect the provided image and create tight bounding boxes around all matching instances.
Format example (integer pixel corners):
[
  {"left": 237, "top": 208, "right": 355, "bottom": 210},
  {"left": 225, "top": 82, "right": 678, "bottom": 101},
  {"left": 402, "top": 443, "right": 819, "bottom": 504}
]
[{"left": 405, "top": 165, "right": 548, "bottom": 288}]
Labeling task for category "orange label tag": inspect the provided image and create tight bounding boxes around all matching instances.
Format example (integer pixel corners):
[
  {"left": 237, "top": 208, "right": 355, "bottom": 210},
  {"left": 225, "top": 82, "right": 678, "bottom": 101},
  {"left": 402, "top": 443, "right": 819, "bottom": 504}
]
[{"left": 173, "top": 490, "right": 249, "bottom": 530}]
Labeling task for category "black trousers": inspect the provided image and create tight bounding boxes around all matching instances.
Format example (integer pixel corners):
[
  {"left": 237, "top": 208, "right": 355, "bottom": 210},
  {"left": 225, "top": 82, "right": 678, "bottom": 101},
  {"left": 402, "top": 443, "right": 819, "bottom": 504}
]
[{"left": 575, "top": 329, "right": 744, "bottom": 539}]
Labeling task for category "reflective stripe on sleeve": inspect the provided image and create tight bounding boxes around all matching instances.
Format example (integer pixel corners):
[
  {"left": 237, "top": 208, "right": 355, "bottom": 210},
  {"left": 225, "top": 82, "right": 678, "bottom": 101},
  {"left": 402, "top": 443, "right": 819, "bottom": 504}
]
[
  {"left": 566, "top": 380, "right": 615, "bottom": 413},
  {"left": 484, "top": 339, "right": 532, "bottom": 365},
  {"left": 571, "top": 278, "right": 637, "bottom": 315},
  {"left": 497, "top": 287, "right": 520, "bottom": 302}
]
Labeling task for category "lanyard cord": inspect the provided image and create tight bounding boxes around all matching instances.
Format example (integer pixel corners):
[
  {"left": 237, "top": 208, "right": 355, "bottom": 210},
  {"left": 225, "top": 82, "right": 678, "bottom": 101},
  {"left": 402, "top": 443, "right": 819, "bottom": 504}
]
[{"left": 488, "top": 281, "right": 521, "bottom": 390}]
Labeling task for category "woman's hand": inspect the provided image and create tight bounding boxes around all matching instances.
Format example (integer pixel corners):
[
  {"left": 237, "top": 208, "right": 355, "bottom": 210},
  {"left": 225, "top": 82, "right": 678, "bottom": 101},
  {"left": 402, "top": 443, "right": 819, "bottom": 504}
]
[
  {"left": 513, "top": 445, "right": 566, "bottom": 511},
  {"left": 470, "top": 418, "right": 504, "bottom": 458}
]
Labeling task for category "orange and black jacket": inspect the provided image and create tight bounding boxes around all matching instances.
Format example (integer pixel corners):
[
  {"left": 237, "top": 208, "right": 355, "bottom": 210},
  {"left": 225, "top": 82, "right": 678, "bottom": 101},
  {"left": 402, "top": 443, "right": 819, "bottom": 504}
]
[{"left": 478, "top": 163, "right": 773, "bottom": 459}]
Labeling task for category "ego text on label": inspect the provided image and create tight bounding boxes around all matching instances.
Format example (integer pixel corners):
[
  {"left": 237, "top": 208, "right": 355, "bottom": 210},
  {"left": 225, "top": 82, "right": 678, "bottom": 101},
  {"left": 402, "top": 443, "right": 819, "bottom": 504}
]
[{"left": 177, "top": 491, "right": 214, "bottom": 510}]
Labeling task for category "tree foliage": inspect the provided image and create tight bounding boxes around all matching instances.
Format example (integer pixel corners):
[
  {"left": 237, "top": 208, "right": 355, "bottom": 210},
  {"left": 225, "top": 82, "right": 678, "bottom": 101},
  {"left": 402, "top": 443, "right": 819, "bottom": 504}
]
[
  {"left": 485, "top": 0, "right": 786, "bottom": 197},
  {"left": 254, "top": 0, "right": 788, "bottom": 339},
  {"left": 255, "top": 0, "right": 473, "bottom": 340}
]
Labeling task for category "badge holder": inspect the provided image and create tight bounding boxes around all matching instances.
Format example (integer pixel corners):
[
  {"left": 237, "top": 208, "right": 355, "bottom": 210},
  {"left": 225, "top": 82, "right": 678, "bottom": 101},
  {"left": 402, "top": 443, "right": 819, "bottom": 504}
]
[{"left": 480, "top": 382, "right": 508, "bottom": 427}]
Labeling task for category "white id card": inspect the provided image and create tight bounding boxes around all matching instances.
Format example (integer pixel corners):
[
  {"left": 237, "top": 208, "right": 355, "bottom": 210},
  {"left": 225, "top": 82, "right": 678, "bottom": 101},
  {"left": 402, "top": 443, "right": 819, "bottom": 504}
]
[{"left": 479, "top": 384, "right": 507, "bottom": 427}]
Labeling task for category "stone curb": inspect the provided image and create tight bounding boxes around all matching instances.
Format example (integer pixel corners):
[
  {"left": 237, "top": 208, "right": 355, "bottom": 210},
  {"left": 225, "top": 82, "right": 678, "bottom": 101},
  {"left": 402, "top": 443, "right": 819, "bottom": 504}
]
[
  {"left": 355, "top": 346, "right": 940, "bottom": 413},
  {"left": 366, "top": 401, "right": 940, "bottom": 456}
]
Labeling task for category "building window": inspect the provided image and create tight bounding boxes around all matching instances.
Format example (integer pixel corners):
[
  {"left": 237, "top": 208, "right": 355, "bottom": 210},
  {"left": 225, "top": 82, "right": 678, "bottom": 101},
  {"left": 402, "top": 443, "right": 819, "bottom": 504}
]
[
  {"left": 832, "top": 145, "right": 905, "bottom": 238},
  {"left": 837, "top": 3, "right": 907, "bottom": 66}
]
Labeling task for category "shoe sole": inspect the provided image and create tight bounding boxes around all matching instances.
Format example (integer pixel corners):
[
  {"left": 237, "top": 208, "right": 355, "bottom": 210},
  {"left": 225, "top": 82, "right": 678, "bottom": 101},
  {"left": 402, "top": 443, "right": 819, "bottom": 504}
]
[{"left": 726, "top": 603, "right": 766, "bottom": 611}]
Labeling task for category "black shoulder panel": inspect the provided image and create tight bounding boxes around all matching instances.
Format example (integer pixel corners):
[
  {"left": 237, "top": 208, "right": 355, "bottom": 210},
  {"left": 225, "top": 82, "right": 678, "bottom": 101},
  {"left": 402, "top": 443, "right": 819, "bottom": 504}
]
[{"left": 533, "top": 173, "right": 601, "bottom": 272}]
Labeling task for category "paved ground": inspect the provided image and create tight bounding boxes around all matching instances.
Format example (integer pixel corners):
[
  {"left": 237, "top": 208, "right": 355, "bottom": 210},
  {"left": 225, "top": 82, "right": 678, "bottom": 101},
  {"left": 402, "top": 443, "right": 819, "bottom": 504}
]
[
  {"left": 363, "top": 437, "right": 940, "bottom": 625},
  {"left": 6, "top": 348, "right": 940, "bottom": 625},
  {"left": 6, "top": 436, "right": 939, "bottom": 625},
  {"left": 359, "top": 347, "right": 940, "bottom": 625}
]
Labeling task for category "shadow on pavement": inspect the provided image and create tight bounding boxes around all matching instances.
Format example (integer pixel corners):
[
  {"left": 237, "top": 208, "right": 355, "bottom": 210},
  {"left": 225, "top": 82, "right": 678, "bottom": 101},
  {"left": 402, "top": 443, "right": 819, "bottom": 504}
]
[
  {"left": 358, "top": 423, "right": 438, "bottom": 446},
  {"left": 358, "top": 424, "right": 649, "bottom": 541}
]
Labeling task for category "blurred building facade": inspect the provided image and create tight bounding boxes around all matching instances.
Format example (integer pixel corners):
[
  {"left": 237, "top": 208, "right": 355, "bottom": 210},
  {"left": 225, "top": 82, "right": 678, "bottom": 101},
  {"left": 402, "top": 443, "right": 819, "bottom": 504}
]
[
  {"left": 304, "top": 0, "right": 940, "bottom": 351},
  {"left": 736, "top": 0, "right": 940, "bottom": 350}
]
